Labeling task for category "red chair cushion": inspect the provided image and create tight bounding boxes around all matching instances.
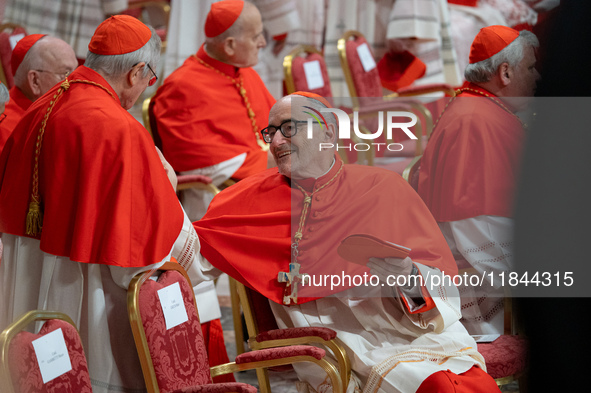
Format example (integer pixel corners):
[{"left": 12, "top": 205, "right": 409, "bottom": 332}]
[
  {"left": 345, "top": 37, "right": 382, "bottom": 97},
  {"left": 139, "top": 270, "right": 212, "bottom": 391},
  {"left": 256, "top": 327, "right": 336, "bottom": 342},
  {"left": 235, "top": 345, "right": 325, "bottom": 364},
  {"left": 8, "top": 319, "right": 92, "bottom": 393},
  {"left": 477, "top": 335, "right": 529, "bottom": 379},
  {"left": 291, "top": 53, "right": 333, "bottom": 98}
]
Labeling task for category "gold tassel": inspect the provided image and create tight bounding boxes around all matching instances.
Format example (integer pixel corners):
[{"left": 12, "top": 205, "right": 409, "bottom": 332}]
[{"left": 25, "top": 199, "right": 43, "bottom": 236}]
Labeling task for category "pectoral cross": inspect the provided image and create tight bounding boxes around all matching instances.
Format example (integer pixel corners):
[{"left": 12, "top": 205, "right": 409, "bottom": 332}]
[{"left": 278, "top": 261, "right": 303, "bottom": 305}]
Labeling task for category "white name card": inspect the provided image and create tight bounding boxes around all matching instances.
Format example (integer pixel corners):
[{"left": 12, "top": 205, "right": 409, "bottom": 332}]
[
  {"left": 9, "top": 33, "right": 25, "bottom": 50},
  {"left": 303, "top": 60, "right": 324, "bottom": 90},
  {"left": 357, "top": 43, "right": 377, "bottom": 72},
  {"left": 32, "top": 328, "right": 73, "bottom": 384},
  {"left": 157, "top": 282, "right": 189, "bottom": 330}
]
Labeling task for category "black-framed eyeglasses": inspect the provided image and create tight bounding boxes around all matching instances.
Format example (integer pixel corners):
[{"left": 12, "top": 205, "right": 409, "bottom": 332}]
[
  {"left": 261, "top": 119, "right": 323, "bottom": 143},
  {"left": 146, "top": 63, "right": 158, "bottom": 86},
  {"left": 133, "top": 62, "right": 158, "bottom": 86},
  {"left": 33, "top": 69, "right": 71, "bottom": 80}
]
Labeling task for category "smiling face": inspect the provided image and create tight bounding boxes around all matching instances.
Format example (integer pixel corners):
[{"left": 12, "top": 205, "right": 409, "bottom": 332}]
[{"left": 268, "top": 96, "right": 335, "bottom": 179}]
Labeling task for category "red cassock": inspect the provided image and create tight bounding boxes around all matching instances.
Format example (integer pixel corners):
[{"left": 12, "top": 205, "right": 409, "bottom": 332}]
[
  {"left": 0, "top": 86, "right": 32, "bottom": 152},
  {"left": 194, "top": 155, "right": 457, "bottom": 305},
  {"left": 0, "top": 66, "right": 183, "bottom": 267},
  {"left": 152, "top": 44, "right": 275, "bottom": 180},
  {"left": 418, "top": 83, "right": 525, "bottom": 222}
]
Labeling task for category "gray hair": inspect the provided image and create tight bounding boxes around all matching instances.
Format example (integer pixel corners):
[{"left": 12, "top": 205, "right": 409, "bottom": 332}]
[
  {"left": 0, "top": 81, "right": 9, "bottom": 104},
  {"left": 84, "top": 26, "right": 161, "bottom": 79},
  {"left": 465, "top": 30, "right": 539, "bottom": 83}
]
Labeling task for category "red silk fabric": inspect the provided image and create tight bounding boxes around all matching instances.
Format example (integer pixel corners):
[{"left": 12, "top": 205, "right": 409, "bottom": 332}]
[
  {"left": 418, "top": 83, "right": 524, "bottom": 222},
  {"left": 0, "top": 86, "right": 32, "bottom": 152},
  {"left": 152, "top": 45, "right": 274, "bottom": 180},
  {"left": 0, "top": 66, "right": 183, "bottom": 267},
  {"left": 194, "top": 156, "right": 457, "bottom": 305}
]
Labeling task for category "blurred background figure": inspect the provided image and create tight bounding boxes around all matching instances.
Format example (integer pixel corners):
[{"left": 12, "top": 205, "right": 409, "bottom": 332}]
[
  {"left": 514, "top": 0, "right": 591, "bottom": 391},
  {"left": 0, "top": 34, "right": 77, "bottom": 152},
  {"left": 2, "top": 0, "right": 130, "bottom": 62}
]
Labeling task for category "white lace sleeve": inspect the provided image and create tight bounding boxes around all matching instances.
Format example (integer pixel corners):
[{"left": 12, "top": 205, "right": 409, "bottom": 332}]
[{"left": 442, "top": 216, "right": 514, "bottom": 285}]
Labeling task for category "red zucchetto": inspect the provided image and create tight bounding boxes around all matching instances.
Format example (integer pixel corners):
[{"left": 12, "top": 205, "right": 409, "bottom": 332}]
[
  {"left": 11, "top": 34, "right": 47, "bottom": 74},
  {"left": 88, "top": 15, "right": 151, "bottom": 55},
  {"left": 290, "top": 91, "right": 332, "bottom": 109},
  {"left": 469, "top": 25, "right": 520, "bottom": 64},
  {"left": 204, "top": 0, "right": 245, "bottom": 38}
]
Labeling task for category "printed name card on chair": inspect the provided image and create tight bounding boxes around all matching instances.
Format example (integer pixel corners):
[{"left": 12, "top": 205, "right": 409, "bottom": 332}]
[
  {"left": 0, "top": 310, "right": 93, "bottom": 393},
  {"left": 303, "top": 60, "right": 324, "bottom": 90},
  {"left": 356, "top": 43, "right": 376, "bottom": 72},
  {"left": 157, "top": 282, "right": 189, "bottom": 330},
  {"left": 32, "top": 328, "right": 73, "bottom": 384}
]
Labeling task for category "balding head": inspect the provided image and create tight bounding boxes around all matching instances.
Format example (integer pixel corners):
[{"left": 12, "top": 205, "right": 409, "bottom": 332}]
[
  {"left": 205, "top": 1, "right": 266, "bottom": 67},
  {"left": 14, "top": 36, "right": 78, "bottom": 101}
]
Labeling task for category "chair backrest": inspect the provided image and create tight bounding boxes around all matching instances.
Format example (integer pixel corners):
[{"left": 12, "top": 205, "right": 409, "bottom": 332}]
[
  {"left": 337, "top": 30, "right": 383, "bottom": 109},
  {"left": 0, "top": 310, "right": 92, "bottom": 393},
  {"left": 0, "top": 23, "right": 28, "bottom": 88},
  {"left": 284, "top": 45, "right": 333, "bottom": 98},
  {"left": 128, "top": 262, "right": 212, "bottom": 393},
  {"left": 282, "top": 45, "right": 365, "bottom": 164},
  {"left": 230, "top": 278, "right": 351, "bottom": 393}
]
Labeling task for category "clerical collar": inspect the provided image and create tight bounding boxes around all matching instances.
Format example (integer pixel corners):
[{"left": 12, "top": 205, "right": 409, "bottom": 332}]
[
  {"left": 293, "top": 155, "right": 340, "bottom": 192},
  {"left": 459, "top": 82, "right": 497, "bottom": 98},
  {"left": 198, "top": 44, "right": 240, "bottom": 78}
]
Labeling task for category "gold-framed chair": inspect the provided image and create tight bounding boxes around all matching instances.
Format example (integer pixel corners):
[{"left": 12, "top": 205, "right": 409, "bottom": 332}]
[
  {"left": 283, "top": 45, "right": 369, "bottom": 165},
  {"left": 283, "top": 45, "right": 333, "bottom": 98},
  {"left": 337, "top": 30, "right": 456, "bottom": 101},
  {"left": 128, "top": 262, "right": 343, "bottom": 393},
  {"left": 337, "top": 30, "right": 449, "bottom": 159},
  {"left": 230, "top": 277, "right": 351, "bottom": 393},
  {"left": 0, "top": 310, "right": 92, "bottom": 393},
  {"left": 0, "top": 23, "right": 28, "bottom": 88}
]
